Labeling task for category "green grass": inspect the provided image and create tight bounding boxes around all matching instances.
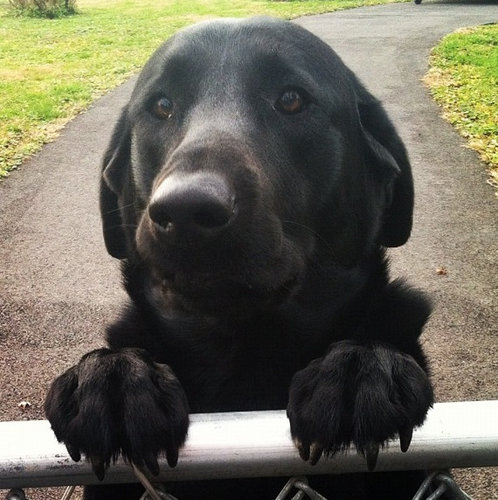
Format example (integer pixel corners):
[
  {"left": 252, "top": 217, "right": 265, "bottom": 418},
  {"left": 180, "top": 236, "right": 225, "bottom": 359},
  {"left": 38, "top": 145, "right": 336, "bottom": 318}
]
[
  {"left": 0, "top": 0, "right": 409, "bottom": 178},
  {"left": 424, "top": 24, "right": 498, "bottom": 193}
]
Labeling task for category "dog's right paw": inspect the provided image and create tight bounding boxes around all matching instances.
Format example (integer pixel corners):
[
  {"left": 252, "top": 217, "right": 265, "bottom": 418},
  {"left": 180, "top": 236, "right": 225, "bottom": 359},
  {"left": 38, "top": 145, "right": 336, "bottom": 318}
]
[{"left": 44, "top": 348, "right": 189, "bottom": 479}]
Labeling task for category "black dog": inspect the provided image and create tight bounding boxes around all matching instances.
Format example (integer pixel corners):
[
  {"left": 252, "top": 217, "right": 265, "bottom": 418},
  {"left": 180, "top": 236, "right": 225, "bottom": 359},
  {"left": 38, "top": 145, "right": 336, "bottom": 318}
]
[{"left": 45, "top": 17, "right": 434, "bottom": 499}]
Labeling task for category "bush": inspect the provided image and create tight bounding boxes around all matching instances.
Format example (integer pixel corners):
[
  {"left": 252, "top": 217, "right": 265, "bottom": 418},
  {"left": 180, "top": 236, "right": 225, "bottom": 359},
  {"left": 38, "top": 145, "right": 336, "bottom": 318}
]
[{"left": 8, "top": 0, "right": 77, "bottom": 18}]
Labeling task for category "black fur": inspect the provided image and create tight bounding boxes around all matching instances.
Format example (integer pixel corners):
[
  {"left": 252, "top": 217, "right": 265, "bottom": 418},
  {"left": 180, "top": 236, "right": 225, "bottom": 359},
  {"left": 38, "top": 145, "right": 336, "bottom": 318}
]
[{"left": 45, "top": 17, "right": 434, "bottom": 499}]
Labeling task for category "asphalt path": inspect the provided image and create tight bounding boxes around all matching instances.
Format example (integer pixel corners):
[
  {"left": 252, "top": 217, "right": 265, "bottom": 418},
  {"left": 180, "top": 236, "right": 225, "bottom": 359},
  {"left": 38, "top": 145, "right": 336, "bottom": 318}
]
[{"left": 1, "top": 1, "right": 497, "bottom": 498}]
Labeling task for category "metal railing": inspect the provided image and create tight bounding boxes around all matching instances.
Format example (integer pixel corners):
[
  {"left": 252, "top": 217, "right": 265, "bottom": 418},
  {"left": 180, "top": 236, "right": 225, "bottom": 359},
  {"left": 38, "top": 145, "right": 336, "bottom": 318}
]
[{"left": 1, "top": 400, "right": 497, "bottom": 490}]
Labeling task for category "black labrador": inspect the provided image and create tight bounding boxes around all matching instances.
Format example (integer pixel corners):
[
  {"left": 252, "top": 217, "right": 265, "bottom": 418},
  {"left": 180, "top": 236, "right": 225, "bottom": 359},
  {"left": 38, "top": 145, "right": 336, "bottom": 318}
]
[{"left": 45, "top": 17, "right": 434, "bottom": 499}]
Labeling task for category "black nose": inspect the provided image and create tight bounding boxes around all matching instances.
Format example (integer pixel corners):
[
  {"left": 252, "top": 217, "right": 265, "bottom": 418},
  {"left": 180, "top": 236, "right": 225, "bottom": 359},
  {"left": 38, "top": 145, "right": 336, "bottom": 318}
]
[{"left": 148, "top": 172, "right": 236, "bottom": 234}]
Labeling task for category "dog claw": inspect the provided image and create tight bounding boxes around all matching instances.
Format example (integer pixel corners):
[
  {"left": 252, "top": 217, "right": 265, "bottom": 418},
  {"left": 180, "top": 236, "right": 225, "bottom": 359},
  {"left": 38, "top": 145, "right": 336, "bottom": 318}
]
[
  {"left": 90, "top": 456, "right": 106, "bottom": 481},
  {"left": 364, "top": 442, "right": 380, "bottom": 471},
  {"left": 145, "top": 455, "right": 160, "bottom": 476},
  {"left": 294, "top": 438, "right": 311, "bottom": 462},
  {"left": 399, "top": 427, "right": 413, "bottom": 453},
  {"left": 65, "top": 443, "right": 81, "bottom": 462},
  {"left": 309, "top": 443, "right": 323, "bottom": 466},
  {"left": 166, "top": 446, "right": 179, "bottom": 468}
]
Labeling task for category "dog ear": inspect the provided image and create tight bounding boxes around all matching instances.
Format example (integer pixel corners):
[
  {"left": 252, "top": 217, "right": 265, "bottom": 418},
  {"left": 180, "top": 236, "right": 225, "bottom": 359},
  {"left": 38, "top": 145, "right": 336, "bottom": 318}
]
[
  {"left": 358, "top": 98, "right": 414, "bottom": 247},
  {"left": 99, "top": 108, "right": 131, "bottom": 259}
]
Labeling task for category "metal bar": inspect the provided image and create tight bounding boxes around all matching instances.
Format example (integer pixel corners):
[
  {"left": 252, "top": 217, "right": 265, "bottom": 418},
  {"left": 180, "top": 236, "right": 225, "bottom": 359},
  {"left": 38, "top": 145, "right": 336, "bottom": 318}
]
[{"left": 1, "top": 400, "right": 497, "bottom": 489}]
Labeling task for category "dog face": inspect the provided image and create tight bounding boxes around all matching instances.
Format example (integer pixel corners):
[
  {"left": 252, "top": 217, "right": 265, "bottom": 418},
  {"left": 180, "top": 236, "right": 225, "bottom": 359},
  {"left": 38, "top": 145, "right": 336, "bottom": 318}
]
[{"left": 100, "top": 17, "right": 413, "bottom": 314}]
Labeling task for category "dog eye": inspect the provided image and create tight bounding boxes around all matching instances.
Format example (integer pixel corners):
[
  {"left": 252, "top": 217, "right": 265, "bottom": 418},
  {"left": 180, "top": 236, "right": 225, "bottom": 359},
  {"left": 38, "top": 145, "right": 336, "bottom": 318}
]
[
  {"left": 152, "top": 97, "right": 174, "bottom": 119},
  {"left": 275, "top": 90, "right": 306, "bottom": 115}
]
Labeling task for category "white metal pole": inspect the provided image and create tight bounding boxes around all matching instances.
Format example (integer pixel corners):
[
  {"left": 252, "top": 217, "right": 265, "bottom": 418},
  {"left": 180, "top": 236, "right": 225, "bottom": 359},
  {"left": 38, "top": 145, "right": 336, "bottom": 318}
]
[{"left": 1, "top": 400, "right": 497, "bottom": 489}]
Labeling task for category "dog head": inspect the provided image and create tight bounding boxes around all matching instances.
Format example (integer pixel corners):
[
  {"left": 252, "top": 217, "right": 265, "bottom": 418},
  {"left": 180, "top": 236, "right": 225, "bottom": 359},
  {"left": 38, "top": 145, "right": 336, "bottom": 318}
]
[{"left": 100, "top": 17, "right": 413, "bottom": 313}]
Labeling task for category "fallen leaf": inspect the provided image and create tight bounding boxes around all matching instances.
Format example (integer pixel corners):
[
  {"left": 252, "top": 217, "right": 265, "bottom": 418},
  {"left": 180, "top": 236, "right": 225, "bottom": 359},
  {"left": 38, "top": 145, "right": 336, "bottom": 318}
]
[{"left": 436, "top": 267, "right": 448, "bottom": 276}]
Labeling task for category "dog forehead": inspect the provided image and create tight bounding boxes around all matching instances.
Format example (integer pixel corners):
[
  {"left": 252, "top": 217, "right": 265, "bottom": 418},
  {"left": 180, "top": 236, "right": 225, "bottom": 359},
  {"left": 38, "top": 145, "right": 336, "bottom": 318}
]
[
  {"left": 172, "top": 17, "right": 312, "bottom": 53},
  {"left": 143, "top": 17, "right": 340, "bottom": 78}
]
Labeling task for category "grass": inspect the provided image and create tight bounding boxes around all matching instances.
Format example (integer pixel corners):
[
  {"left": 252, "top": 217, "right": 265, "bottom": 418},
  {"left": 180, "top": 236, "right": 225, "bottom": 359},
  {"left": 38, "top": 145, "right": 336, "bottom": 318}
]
[
  {"left": 0, "top": 0, "right": 408, "bottom": 178},
  {"left": 424, "top": 24, "right": 498, "bottom": 193}
]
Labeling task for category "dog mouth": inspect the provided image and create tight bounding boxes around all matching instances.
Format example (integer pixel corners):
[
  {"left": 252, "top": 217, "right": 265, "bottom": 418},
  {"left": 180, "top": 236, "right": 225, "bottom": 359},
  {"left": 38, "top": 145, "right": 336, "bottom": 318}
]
[{"left": 155, "top": 270, "right": 300, "bottom": 315}]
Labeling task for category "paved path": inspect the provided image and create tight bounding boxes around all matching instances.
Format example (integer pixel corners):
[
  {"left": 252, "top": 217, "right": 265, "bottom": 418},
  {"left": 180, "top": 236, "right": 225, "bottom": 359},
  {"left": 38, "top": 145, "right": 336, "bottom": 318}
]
[{"left": 1, "top": 2, "right": 497, "bottom": 498}]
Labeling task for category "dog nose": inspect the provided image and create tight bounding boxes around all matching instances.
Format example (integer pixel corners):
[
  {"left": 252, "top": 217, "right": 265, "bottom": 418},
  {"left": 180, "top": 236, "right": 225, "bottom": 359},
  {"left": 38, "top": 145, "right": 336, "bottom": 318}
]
[{"left": 148, "top": 172, "right": 236, "bottom": 234}]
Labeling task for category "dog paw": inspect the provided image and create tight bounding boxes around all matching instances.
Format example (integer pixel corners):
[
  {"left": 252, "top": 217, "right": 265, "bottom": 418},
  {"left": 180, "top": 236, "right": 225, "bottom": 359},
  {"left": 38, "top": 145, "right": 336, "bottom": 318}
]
[
  {"left": 45, "top": 348, "right": 189, "bottom": 479},
  {"left": 287, "top": 340, "right": 433, "bottom": 470}
]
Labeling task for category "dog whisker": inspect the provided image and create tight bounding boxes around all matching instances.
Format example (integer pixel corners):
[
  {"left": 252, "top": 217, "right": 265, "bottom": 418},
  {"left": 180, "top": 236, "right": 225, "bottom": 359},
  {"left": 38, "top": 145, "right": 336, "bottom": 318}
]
[{"left": 103, "top": 201, "right": 138, "bottom": 215}]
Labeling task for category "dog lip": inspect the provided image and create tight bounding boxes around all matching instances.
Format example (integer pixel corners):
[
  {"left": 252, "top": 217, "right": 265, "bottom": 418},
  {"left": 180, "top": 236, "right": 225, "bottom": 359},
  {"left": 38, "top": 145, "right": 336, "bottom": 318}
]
[
  {"left": 160, "top": 271, "right": 300, "bottom": 303},
  {"left": 280, "top": 275, "right": 299, "bottom": 293}
]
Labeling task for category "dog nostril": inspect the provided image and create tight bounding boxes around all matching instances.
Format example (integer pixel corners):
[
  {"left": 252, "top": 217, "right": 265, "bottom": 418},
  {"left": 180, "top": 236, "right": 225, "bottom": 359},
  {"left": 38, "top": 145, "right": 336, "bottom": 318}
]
[
  {"left": 148, "top": 205, "right": 173, "bottom": 230},
  {"left": 192, "top": 202, "right": 233, "bottom": 229}
]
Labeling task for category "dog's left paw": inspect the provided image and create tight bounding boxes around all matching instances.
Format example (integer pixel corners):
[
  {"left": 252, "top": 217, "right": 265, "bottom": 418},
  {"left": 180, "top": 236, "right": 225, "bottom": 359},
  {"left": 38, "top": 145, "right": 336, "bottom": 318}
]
[{"left": 287, "top": 340, "right": 433, "bottom": 470}]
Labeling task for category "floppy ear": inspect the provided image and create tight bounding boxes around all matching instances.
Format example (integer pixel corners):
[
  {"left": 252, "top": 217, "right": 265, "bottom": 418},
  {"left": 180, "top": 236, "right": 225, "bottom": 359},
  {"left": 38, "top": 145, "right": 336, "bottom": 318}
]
[
  {"left": 99, "top": 108, "right": 131, "bottom": 259},
  {"left": 358, "top": 99, "right": 414, "bottom": 247}
]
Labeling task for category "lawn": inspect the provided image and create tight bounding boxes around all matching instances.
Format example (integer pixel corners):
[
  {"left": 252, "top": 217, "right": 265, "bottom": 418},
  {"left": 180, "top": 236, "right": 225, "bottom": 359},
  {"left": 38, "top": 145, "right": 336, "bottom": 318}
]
[
  {"left": 0, "top": 0, "right": 407, "bottom": 177},
  {"left": 424, "top": 24, "right": 498, "bottom": 193}
]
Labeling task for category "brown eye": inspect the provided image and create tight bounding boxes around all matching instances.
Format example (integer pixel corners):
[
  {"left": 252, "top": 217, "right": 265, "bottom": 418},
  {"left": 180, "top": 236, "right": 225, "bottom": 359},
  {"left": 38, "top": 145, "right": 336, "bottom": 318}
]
[
  {"left": 153, "top": 97, "right": 173, "bottom": 119},
  {"left": 276, "top": 90, "right": 305, "bottom": 115}
]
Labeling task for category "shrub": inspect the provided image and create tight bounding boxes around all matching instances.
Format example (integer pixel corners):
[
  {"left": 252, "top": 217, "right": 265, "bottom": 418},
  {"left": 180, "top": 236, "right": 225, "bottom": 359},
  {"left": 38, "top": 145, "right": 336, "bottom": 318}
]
[{"left": 8, "top": 0, "right": 77, "bottom": 18}]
